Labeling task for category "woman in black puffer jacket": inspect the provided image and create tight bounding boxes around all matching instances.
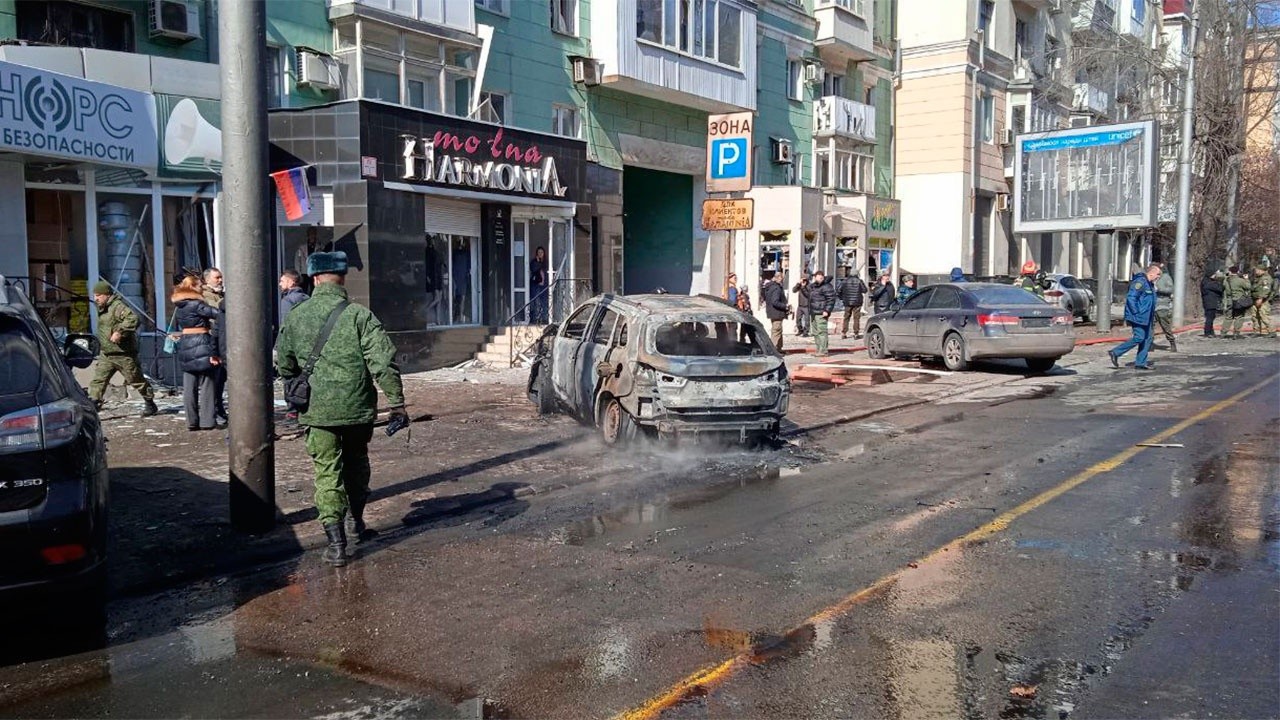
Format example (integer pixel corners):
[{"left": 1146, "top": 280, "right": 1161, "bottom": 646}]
[{"left": 171, "top": 274, "right": 222, "bottom": 431}]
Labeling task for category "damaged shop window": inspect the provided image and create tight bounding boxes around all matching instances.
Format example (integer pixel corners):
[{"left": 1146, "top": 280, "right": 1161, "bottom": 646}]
[{"left": 654, "top": 321, "right": 764, "bottom": 357}]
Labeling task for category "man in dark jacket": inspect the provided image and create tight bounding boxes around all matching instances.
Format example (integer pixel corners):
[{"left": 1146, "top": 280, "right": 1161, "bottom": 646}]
[
  {"left": 1200, "top": 269, "right": 1225, "bottom": 337},
  {"left": 1108, "top": 264, "right": 1160, "bottom": 370},
  {"left": 837, "top": 271, "right": 868, "bottom": 339},
  {"left": 760, "top": 270, "right": 789, "bottom": 350},
  {"left": 88, "top": 281, "right": 157, "bottom": 417},
  {"left": 870, "top": 271, "right": 895, "bottom": 313},
  {"left": 792, "top": 276, "right": 811, "bottom": 337},
  {"left": 809, "top": 270, "right": 838, "bottom": 356},
  {"left": 279, "top": 270, "right": 310, "bottom": 323},
  {"left": 276, "top": 251, "right": 408, "bottom": 567}
]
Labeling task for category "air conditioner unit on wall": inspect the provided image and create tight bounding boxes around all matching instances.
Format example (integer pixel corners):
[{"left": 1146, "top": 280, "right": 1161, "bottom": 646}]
[
  {"left": 297, "top": 49, "right": 340, "bottom": 91},
  {"left": 772, "top": 138, "right": 794, "bottom": 165},
  {"left": 996, "top": 193, "right": 1012, "bottom": 212},
  {"left": 571, "top": 56, "right": 602, "bottom": 86},
  {"left": 149, "top": 0, "right": 200, "bottom": 41},
  {"left": 804, "top": 63, "right": 825, "bottom": 85},
  {"left": 1002, "top": 127, "right": 1015, "bottom": 146}
]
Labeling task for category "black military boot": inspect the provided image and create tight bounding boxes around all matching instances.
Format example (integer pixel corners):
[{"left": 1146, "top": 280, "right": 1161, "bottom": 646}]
[
  {"left": 1169, "top": 337, "right": 1179, "bottom": 353},
  {"left": 142, "top": 399, "right": 159, "bottom": 417},
  {"left": 346, "top": 498, "right": 378, "bottom": 544},
  {"left": 321, "top": 522, "right": 348, "bottom": 567}
]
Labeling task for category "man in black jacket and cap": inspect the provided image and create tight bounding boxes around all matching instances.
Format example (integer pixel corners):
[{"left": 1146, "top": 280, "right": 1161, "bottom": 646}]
[
  {"left": 837, "top": 271, "right": 868, "bottom": 339},
  {"left": 760, "top": 270, "right": 790, "bottom": 350}
]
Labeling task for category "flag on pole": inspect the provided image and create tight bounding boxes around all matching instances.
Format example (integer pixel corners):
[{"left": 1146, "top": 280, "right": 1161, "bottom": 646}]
[{"left": 270, "top": 166, "right": 312, "bottom": 221}]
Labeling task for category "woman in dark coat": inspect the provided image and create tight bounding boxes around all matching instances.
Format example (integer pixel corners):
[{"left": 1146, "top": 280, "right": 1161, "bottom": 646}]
[
  {"left": 171, "top": 274, "right": 223, "bottom": 430},
  {"left": 1199, "top": 269, "right": 1225, "bottom": 337}
]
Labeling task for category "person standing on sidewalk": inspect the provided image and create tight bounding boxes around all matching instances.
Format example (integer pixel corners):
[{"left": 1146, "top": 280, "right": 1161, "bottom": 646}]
[
  {"left": 279, "top": 270, "right": 309, "bottom": 323},
  {"left": 275, "top": 251, "right": 408, "bottom": 568},
  {"left": 870, "top": 272, "right": 895, "bottom": 313},
  {"left": 202, "top": 268, "right": 228, "bottom": 425},
  {"left": 792, "top": 276, "right": 811, "bottom": 337},
  {"left": 171, "top": 274, "right": 223, "bottom": 431},
  {"left": 1223, "top": 266, "right": 1253, "bottom": 339},
  {"left": 760, "top": 270, "right": 789, "bottom": 351},
  {"left": 1250, "top": 266, "right": 1274, "bottom": 337},
  {"left": 88, "top": 281, "right": 158, "bottom": 417},
  {"left": 1109, "top": 264, "right": 1161, "bottom": 371},
  {"left": 1153, "top": 262, "right": 1177, "bottom": 352},
  {"left": 809, "top": 270, "right": 838, "bottom": 357},
  {"left": 836, "top": 271, "right": 867, "bottom": 339},
  {"left": 1200, "top": 269, "right": 1224, "bottom": 338}
]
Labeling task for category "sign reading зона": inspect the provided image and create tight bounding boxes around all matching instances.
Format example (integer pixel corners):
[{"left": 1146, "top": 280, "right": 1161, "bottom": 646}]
[{"left": 0, "top": 60, "right": 158, "bottom": 170}]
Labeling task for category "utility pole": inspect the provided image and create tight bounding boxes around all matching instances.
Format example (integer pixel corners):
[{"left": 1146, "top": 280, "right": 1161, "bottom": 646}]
[
  {"left": 220, "top": 0, "right": 275, "bottom": 532},
  {"left": 1172, "top": 1, "right": 1200, "bottom": 328},
  {"left": 1096, "top": 229, "right": 1114, "bottom": 333}
]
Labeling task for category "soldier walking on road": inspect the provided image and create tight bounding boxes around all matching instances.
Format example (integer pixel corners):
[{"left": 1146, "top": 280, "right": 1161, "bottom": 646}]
[
  {"left": 1223, "top": 266, "right": 1253, "bottom": 339},
  {"left": 809, "top": 270, "right": 838, "bottom": 357},
  {"left": 1250, "top": 267, "right": 1274, "bottom": 337},
  {"left": 1153, "top": 262, "right": 1177, "bottom": 352},
  {"left": 760, "top": 270, "right": 789, "bottom": 351},
  {"left": 89, "top": 281, "right": 157, "bottom": 417},
  {"left": 1108, "top": 264, "right": 1161, "bottom": 371},
  {"left": 276, "top": 252, "right": 408, "bottom": 567}
]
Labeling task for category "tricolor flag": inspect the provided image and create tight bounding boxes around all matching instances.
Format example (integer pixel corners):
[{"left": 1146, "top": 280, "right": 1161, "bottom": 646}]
[{"left": 270, "top": 166, "right": 312, "bottom": 221}]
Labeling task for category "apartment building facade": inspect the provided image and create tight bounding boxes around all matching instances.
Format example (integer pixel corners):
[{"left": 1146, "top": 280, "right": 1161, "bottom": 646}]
[{"left": 897, "top": 0, "right": 1166, "bottom": 284}]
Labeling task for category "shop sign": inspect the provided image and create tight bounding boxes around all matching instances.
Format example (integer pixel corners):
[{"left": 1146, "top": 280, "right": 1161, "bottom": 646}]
[
  {"left": 401, "top": 128, "right": 567, "bottom": 197},
  {"left": 701, "top": 198, "right": 754, "bottom": 231},
  {"left": 868, "top": 199, "right": 900, "bottom": 240},
  {"left": 155, "top": 94, "right": 221, "bottom": 178},
  {"left": 705, "top": 111, "right": 753, "bottom": 193},
  {"left": 0, "top": 60, "right": 158, "bottom": 170}
]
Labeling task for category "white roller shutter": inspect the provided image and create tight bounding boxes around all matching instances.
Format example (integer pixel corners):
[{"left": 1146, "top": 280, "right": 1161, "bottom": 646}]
[{"left": 424, "top": 197, "right": 481, "bottom": 236}]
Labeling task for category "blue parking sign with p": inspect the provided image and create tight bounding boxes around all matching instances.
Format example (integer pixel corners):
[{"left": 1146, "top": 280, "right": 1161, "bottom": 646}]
[{"left": 710, "top": 138, "right": 748, "bottom": 180}]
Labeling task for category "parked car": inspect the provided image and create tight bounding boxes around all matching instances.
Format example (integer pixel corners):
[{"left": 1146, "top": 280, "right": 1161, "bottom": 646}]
[
  {"left": 0, "top": 275, "right": 108, "bottom": 630},
  {"left": 528, "top": 294, "right": 790, "bottom": 445},
  {"left": 1044, "top": 273, "right": 1095, "bottom": 322},
  {"left": 864, "top": 283, "right": 1075, "bottom": 373}
]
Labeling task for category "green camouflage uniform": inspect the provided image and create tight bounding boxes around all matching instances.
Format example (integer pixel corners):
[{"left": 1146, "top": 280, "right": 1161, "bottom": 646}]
[
  {"left": 1224, "top": 273, "right": 1253, "bottom": 336},
  {"left": 275, "top": 283, "right": 405, "bottom": 527},
  {"left": 1252, "top": 273, "right": 1274, "bottom": 335},
  {"left": 1154, "top": 272, "right": 1176, "bottom": 346},
  {"left": 89, "top": 295, "right": 153, "bottom": 402}
]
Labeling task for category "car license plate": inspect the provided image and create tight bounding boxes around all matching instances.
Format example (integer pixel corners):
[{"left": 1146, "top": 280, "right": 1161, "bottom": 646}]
[{"left": 1022, "top": 318, "right": 1051, "bottom": 328}]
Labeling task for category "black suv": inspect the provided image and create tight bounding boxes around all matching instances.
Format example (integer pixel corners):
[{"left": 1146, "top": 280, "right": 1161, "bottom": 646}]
[{"left": 0, "top": 276, "right": 108, "bottom": 631}]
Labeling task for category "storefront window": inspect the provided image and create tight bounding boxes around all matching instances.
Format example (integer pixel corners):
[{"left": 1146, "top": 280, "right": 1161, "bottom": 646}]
[
  {"left": 96, "top": 194, "right": 156, "bottom": 324},
  {"left": 760, "top": 233, "right": 789, "bottom": 280},
  {"left": 25, "top": 163, "right": 84, "bottom": 186},
  {"left": 24, "top": 189, "right": 88, "bottom": 334},
  {"left": 425, "top": 233, "right": 481, "bottom": 326}
]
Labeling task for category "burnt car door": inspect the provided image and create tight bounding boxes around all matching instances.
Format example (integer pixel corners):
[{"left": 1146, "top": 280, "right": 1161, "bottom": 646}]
[
  {"left": 919, "top": 286, "right": 963, "bottom": 354},
  {"left": 551, "top": 303, "right": 597, "bottom": 413},
  {"left": 577, "top": 306, "right": 622, "bottom": 419}
]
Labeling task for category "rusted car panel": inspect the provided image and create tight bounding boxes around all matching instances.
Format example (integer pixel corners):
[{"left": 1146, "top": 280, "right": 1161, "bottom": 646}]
[{"left": 528, "top": 294, "right": 790, "bottom": 443}]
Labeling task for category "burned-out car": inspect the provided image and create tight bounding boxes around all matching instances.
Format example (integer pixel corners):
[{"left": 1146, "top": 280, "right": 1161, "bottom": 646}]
[{"left": 527, "top": 294, "right": 790, "bottom": 444}]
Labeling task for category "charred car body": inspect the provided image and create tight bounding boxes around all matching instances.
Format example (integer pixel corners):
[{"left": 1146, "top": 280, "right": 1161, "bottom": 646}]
[{"left": 528, "top": 294, "right": 790, "bottom": 444}]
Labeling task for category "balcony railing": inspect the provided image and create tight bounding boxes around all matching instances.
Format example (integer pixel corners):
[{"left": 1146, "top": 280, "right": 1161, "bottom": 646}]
[
  {"left": 1072, "top": 83, "right": 1111, "bottom": 115},
  {"left": 814, "top": 96, "right": 876, "bottom": 143},
  {"left": 814, "top": 0, "right": 877, "bottom": 63}
]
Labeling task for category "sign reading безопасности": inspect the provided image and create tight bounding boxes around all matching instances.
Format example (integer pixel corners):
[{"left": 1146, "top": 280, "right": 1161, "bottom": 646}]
[{"left": 0, "top": 60, "right": 158, "bottom": 170}]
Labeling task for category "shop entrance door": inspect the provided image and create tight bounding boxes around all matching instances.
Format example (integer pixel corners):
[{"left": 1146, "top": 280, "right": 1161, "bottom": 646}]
[{"left": 510, "top": 219, "right": 571, "bottom": 325}]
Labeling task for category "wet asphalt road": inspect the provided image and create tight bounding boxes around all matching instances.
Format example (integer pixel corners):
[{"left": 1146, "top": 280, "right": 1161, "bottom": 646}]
[{"left": 1, "top": 341, "right": 1278, "bottom": 719}]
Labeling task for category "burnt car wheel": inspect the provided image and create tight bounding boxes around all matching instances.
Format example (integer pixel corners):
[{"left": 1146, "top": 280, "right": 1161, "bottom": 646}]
[
  {"left": 534, "top": 362, "right": 556, "bottom": 415},
  {"left": 942, "top": 333, "right": 969, "bottom": 372},
  {"left": 866, "top": 327, "right": 888, "bottom": 359},
  {"left": 1025, "top": 357, "right": 1058, "bottom": 374},
  {"left": 599, "top": 397, "right": 636, "bottom": 446}
]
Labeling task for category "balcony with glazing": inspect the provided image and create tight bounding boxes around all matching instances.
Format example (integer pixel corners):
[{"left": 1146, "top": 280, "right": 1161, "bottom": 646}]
[
  {"left": 813, "top": 0, "right": 877, "bottom": 63},
  {"left": 327, "top": 0, "right": 476, "bottom": 37},
  {"left": 813, "top": 96, "right": 876, "bottom": 143},
  {"left": 1013, "top": 0, "right": 1056, "bottom": 10},
  {"left": 1071, "top": 0, "right": 1118, "bottom": 35},
  {"left": 1072, "top": 83, "right": 1111, "bottom": 115}
]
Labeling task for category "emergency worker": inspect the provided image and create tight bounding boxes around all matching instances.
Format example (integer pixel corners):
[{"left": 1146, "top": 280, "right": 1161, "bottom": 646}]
[{"left": 275, "top": 252, "right": 408, "bottom": 567}]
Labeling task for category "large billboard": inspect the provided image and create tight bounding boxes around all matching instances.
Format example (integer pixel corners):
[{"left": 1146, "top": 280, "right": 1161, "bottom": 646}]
[{"left": 1013, "top": 120, "right": 1159, "bottom": 233}]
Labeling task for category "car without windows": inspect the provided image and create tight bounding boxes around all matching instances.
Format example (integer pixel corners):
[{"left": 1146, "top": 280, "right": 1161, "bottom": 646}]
[
  {"left": 863, "top": 283, "right": 1075, "bottom": 373},
  {"left": 1044, "top": 273, "right": 1096, "bottom": 322},
  {"left": 527, "top": 294, "right": 790, "bottom": 445}
]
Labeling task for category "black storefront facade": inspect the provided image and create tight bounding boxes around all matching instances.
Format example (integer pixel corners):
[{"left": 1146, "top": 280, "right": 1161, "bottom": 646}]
[{"left": 269, "top": 100, "right": 588, "bottom": 370}]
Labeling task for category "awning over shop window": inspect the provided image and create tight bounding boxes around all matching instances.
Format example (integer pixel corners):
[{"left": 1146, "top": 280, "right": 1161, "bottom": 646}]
[{"left": 823, "top": 204, "right": 866, "bottom": 239}]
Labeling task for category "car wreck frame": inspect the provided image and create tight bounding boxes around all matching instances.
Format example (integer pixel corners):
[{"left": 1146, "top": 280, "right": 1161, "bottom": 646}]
[{"left": 527, "top": 294, "right": 790, "bottom": 445}]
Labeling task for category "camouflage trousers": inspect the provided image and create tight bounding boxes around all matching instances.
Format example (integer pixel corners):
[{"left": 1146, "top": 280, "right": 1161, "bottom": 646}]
[
  {"left": 88, "top": 353, "right": 153, "bottom": 402},
  {"left": 306, "top": 424, "right": 374, "bottom": 527},
  {"left": 1252, "top": 301, "right": 1273, "bottom": 335}
]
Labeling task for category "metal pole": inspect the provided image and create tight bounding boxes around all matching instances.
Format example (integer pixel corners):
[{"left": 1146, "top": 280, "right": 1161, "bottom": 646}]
[
  {"left": 219, "top": 0, "right": 275, "bottom": 533},
  {"left": 1172, "top": 2, "right": 1200, "bottom": 328},
  {"left": 1096, "top": 230, "right": 1113, "bottom": 333}
]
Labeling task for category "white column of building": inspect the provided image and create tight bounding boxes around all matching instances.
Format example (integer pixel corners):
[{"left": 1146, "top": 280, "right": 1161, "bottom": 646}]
[{"left": 85, "top": 169, "right": 99, "bottom": 333}]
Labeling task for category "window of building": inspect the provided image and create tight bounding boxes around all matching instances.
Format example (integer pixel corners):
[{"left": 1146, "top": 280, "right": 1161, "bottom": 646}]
[
  {"left": 980, "top": 93, "right": 995, "bottom": 144},
  {"left": 1014, "top": 18, "right": 1029, "bottom": 63},
  {"left": 337, "top": 19, "right": 476, "bottom": 116},
  {"left": 15, "top": 0, "right": 133, "bottom": 52},
  {"left": 818, "top": 0, "right": 865, "bottom": 17},
  {"left": 476, "top": 0, "right": 508, "bottom": 14},
  {"left": 822, "top": 73, "right": 844, "bottom": 98},
  {"left": 864, "top": 84, "right": 875, "bottom": 105},
  {"left": 813, "top": 148, "right": 874, "bottom": 192},
  {"left": 1011, "top": 104, "right": 1026, "bottom": 134},
  {"left": 787, "top": 60, "right": 803, "bottom": 101},
  {"left": 478, "top": 91, "right": 508, "bottom": 123},
  {"left": 1045, "top": 34, "right": 1061, "bottom": 73},
  {"left": 267, "top": 46, "right": 287, "bottom": 109},
  {"left": 446, "top": 72, "right": 473, "bottom": 117},
  {"left": 551, "top": 0, "right": 577, "bottom": 35},
  {"left": 978, "top": 0, "right": 994, "bottom": 44},
  {"left": 406, "top": 64, "right": 444, "bottom": 112},
  {"left": 552, "top": 104, "right": 581, "bottom": 138},
  {"left": 364, "top": 56, "right": 402, "bottom": 102},
  {"left": 636, "top": 0, "right": 743, "bottom": 68}
]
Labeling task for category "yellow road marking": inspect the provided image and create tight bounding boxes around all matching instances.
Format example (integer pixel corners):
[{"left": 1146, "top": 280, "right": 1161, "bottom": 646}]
[{"left": 616, "top": 374, "right": 1279, "bottom": 720}]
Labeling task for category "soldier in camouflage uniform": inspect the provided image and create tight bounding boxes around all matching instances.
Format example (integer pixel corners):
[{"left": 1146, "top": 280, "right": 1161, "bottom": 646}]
[
  {"left": 1223, "top": 266, "right": 1253, "bottom": 339},
  {"left": 275, "top": 252, "right": 407, "bottom": 567},
  {"left": 89, "top": 281, "right": 158, "bottom": 417},
  {"left": 1251, "top": 267, "right": 1274, "bottom": 336}
]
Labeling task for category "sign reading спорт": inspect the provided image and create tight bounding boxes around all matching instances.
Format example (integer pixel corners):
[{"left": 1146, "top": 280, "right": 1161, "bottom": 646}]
[{"left": 0, "top": 60, "right": 159, "bottom": 171}]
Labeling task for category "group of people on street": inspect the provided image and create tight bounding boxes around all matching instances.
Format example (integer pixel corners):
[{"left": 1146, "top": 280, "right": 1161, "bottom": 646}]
[{"left": 1200, "top": 265, "right": 1274, "bottom": 339}]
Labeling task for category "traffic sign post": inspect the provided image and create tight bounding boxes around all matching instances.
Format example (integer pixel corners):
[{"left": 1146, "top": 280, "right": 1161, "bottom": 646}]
[{"left": 706, "top": 111, "right": 753, "bottom": 193}]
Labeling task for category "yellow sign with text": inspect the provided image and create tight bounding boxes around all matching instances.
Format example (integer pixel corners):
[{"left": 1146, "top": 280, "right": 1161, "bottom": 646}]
[{"left": 701, "top": 198, "right": 754, "bottom": 231}]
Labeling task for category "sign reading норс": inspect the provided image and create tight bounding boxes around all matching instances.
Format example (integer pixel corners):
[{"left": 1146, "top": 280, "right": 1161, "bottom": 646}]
[{"left": 701, "top": 198, "right": 754, "bottom": 231}]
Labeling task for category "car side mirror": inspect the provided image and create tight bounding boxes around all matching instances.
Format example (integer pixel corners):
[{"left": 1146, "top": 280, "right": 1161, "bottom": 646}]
[{"left": 63, "top": 333, "right": 99, "bottom": 369}]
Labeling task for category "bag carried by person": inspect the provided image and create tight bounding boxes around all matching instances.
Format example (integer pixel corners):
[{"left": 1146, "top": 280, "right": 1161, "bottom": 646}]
[
  {"left": 283, "top": 301, "right": 349, "bottom": 413},
  {"left": 736, "top": 288, "right": 751, "bottom": 312},
  {"left": 1232, "top": 296, "right": 1253, "bottom": 312}
]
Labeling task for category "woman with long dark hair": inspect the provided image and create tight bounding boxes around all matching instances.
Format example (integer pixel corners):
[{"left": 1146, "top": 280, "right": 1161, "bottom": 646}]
[{"left": 171, "top": 273, "right": 223, "bottom": 431}]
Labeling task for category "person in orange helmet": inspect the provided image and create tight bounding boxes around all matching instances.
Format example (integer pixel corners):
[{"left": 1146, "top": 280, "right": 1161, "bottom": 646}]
[{"left": 1015, "top": 259, "right": 1047, "bottom": 299}]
